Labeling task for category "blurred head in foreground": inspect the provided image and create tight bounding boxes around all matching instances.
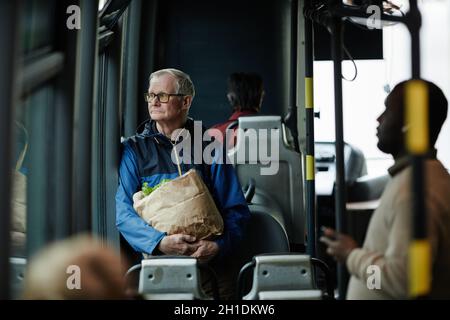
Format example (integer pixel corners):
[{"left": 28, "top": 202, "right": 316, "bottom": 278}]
[{"left": 23, "top": 234, "right": 129, "bottom": 299}]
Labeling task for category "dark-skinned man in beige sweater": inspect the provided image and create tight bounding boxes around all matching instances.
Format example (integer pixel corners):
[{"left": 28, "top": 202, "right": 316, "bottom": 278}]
[{"left": 321, "top": 80, "right": 450, "bottom": 299}]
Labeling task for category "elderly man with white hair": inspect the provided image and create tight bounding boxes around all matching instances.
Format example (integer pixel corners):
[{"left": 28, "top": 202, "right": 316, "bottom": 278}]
[{"left": 115, "top": 68, "right": 250, "bottom": 299}]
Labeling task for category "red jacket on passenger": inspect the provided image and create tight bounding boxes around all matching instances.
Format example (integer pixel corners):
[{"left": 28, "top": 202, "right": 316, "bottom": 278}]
[{"left": 210, "top": 110, "right": 258, "bottom": 148}]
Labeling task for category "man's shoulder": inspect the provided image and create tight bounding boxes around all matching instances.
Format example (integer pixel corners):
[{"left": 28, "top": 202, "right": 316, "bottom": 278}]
[
  {"left": 391, "top": 158, "right": 450, "bottom": 202},
  {"left": 426, "top": 158, "right": 450, "bottom": 175},
  {"left": 122, "top": 133, "right": 154, "bottom": 145},
  {"left": 425, "top": 159, "right": 450, "bottom": 196},
  {"left": 121, "top": 133, "right": 159, "bottom": 159}
]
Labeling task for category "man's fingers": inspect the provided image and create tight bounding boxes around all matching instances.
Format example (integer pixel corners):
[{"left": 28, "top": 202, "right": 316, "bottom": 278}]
[
  {"left": 326, "top": 247, "right": 335, "bottom": 256},
  {"left": 190, "top": 247, "right": 203, "bottom": 258},
  {"left": 323, "top": 227, "right": 337, "bottom": 238},
  {"left": 188, "top": 244, "right": 201, "bottom": 254},
  {"left": 181, "top": 234, "right": 196, "bottom": 243},
  {"left": 319, "top": 236, "right": 333, "bottom": 246}
]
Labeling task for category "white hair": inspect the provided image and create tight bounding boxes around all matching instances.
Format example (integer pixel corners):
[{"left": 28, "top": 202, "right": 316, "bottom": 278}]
[{"left": 149, "top": 68, "right": 195, "bottom": 97}]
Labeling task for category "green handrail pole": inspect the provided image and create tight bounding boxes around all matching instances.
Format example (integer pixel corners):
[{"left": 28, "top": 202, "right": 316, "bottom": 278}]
[
  {"left": 304, "top": 0, "right": 317, "bottom": 258},
  {"left": 329, "top": 2, "right": 348, "bottom": 300},
  {"left": 285, "top": 0, "right": 300, "bottom": 154}
]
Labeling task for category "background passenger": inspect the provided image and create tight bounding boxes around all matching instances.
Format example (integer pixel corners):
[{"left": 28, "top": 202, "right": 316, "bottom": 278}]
[
  {"left": 211, "top": 72, "right": 264, "bottom": 148},
  {"left": 320, "top": 80, "right": 450, "bottom": 299}
]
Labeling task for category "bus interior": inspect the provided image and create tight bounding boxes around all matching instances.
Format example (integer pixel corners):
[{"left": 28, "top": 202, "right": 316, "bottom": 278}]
[{"left": 1, "top": 0, "right": 450, "bottom": 300}]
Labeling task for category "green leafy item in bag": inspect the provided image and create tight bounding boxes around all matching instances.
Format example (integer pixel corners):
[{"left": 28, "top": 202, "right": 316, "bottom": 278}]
[{"left": 142, "top": 179, "right": 171, "bottom": 196}]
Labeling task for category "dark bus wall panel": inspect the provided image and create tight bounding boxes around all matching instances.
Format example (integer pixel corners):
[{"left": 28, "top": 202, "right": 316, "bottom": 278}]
[
  {"left": 122, "top": 0, "right": 142, "bottom": 138},
  {"left": 138, "top": 0, "right": 158, "bottom": 129},
  {"left": 147, "top": 0, "right": 291, "bottom": 128},
  {"left": 314, "top": 20, "right": 383, "bottom": 61}
]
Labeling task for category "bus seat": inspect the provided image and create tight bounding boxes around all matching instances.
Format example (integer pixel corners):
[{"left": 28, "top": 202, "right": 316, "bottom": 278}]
[
  {"left": 346, "top": 174, "right": 390, "bottom": 246},
  {"left": 234, "top": 210, "right": 289, "bottom": 265},
  {"left": 138, "top": 256, "right": 209, "bottom": 300},
  {"left": 240, "top": 254, "right": 323, "bottom": 300},
  {"left": 315, "top": 141, "right": 368, "bottom": 197},
  {"left": 229, "top": 209, "right": 290, "bottom": 299},
  {"left": 10, "top": 257, "right": 26, "bottom": 300},
  {"left": 343, "top": 142, "right": 367, "bottom": 184},
  {"left": 347, "top": 173, "right": 390, "bottom": 202},
  {"left": 228, "top": 115, "right": 305, "bottom": 245},
  {"left": 248, "top": 191, "right": 285, "bottom": 227}
]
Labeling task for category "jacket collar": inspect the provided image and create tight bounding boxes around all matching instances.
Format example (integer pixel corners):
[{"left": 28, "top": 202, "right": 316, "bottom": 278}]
[
  {"left": 228, "top": 110, "right": 258, "bottom": 121},
  {"left": 388, "top": 148, "right": 438, "bottom": 177},
  {"left": 141, "top": 118, "right": 196, "bottom": 145}
]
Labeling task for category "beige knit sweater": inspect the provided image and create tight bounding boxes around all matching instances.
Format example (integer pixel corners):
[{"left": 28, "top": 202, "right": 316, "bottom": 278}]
[{"left": 346, "top": 158, "right": 450, "bottom": 299}]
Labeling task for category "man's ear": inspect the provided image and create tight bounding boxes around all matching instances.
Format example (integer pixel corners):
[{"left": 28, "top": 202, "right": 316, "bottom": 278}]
[
  {"left": 227, "top": 93, "right": 235, "bottom": 105},
  {"left": 182, "top": 95, "right": 193, "bottom": 111}
]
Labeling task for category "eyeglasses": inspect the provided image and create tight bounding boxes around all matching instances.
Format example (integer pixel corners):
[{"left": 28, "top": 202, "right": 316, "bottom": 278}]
[{"left": 144, "top": 92, "right": 185, "bottom": 103}]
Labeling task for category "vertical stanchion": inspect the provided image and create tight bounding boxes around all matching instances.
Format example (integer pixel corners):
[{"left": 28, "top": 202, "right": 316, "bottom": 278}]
[
  {"left": 304, "top": 0, "right": 317, "bottom": 258},
  {"left": 404, "top": 0, "right": 430, "bottom": 299},
  {"left": 72, "top": 0, "right": 99, "bottom": 233},
  {"left": 285, "top": 0, "right": 300, "bottom": 153},
  {"left": 406, "top": 80, "right": 430, "bottom": 298},
  {"left": 330, "top": 13, "right": 348, "bottom": 300}
]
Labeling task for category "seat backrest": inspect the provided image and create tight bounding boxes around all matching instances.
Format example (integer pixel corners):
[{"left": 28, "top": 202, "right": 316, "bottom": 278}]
[
  {"left": 230, "top": 209, "right": 290, "bottom": 299},
  {"left": 232, "top": 209, "right": 290, "bottom": 273},
  {"left": 347, "top": 174, "right": 390, "bottom": 202},
  {"left": 243, "top": 254, "right": 322, "bottom": 300},
  {"left": 228, "top": 115, "right": 305, "bottom": 245},
  {"left": 315, "top": 141, "right": 368, "bottom": 196},
  {"left": 10, "top": 257, "right": 26, "bottom": 300},
  {"left": 138, "top": 256, "right": 207, "bottom": 300}
]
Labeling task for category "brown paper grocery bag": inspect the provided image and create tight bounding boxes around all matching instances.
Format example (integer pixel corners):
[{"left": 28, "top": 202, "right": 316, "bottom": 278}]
[
  {"left": 11, "top": 170, "right": 27, "bottom": 233},
  {"left": 133, "top": 169, "right": 223, "bottom": 239}
]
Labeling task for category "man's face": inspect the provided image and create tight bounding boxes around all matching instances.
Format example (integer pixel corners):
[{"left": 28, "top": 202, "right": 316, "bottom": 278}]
[
  {"left": 147, "top": 74, "right": 190, "bottom": 124},
  {"left": 376, "top": 88, "right": 404, "bottom": 156}
]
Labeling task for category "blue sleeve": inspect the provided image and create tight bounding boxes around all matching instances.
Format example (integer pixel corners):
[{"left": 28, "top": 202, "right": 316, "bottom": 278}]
[
  {"left": 210, "top": 159, "right": 251, "bottom": 260},
  {"left": 115, "top": 143, "right": 166, "bottom": 254}
]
